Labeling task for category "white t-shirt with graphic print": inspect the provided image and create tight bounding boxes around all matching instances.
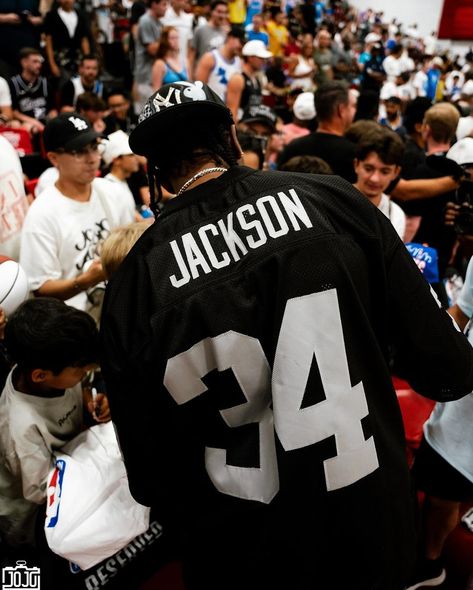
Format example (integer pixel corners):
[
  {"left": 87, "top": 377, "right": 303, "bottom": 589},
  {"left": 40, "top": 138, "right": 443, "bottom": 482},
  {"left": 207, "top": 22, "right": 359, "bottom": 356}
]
[{"left": 20, "top": 177, "right": 134, "bottom": 310}]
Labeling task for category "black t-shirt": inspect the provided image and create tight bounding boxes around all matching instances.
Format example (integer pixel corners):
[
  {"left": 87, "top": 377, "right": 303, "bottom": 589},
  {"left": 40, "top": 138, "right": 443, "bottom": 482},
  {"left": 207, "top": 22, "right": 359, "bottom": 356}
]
[
  {"left": 101, "top": 166, "right": 473, "bottom": 590},
  {"left": 0, "top": 0, "right": 41, "bottom": 68},
  {"left": 400, "top": 136, "right": 426, "bottom": 180},
  {"left": 361, "top": 55, "right": 385, "bottom": 91},
  {"left": 9, "top": 75, "right": 53, "bottom": 121},
  {"left": 43, "top": 8, "right": 90, "bottom": 72},
  {"left": 127, "top": 167, "right": 149, "bottom": 207},
  {"left": 401, "top": 153, "right": 457, "bottom": 276},
  {"left": 103, "top": 110, "right": 139, "bottom": 136},
  {"left": 130, "top": 1, "right": 146, "bottom": 25},
  {"left": 277, "top": 131, "right": 357, "bottom": 182}
]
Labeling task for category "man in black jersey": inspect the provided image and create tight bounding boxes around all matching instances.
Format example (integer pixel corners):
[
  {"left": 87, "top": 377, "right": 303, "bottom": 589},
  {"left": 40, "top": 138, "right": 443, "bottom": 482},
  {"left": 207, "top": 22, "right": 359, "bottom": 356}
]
[
  {"left": 100, "top": 81, "right": 473, "bottom": 590},
  {"left": 226, "top": 40, "right": 272, "bottom": 123},
  {"left": 9, "top": 47, "right": 56, "bottom": 134}
]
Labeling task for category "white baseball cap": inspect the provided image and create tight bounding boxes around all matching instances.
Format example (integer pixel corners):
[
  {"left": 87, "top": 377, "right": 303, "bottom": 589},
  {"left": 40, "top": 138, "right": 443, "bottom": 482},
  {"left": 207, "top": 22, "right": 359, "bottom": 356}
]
[
  {"left": 364, "top": 33, "right": 381, "bottom": 44},
  {"left": 293, "top": 92, "right": 316, "bottom": 120},
  {"left": 242, "top": 40, "right": 272, "bottom": 59},
  {"left": 102, "top": 130, "right": 134, "bottom": 166},
  {"left": 447, "top": 138, "right": 473, "bottom": 166}
]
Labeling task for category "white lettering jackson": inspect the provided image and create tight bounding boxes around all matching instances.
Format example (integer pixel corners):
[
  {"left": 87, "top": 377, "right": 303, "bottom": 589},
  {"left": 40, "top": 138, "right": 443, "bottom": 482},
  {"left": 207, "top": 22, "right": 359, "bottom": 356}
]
[
  {"left": 217, "top": 212, "right": 248, "bottom": 261},
  {"left": 169, "top": 188, "right": 312, "bottom": 288},
  {"left": 235, "top": 204, "right": 267, "bottom": 249}
]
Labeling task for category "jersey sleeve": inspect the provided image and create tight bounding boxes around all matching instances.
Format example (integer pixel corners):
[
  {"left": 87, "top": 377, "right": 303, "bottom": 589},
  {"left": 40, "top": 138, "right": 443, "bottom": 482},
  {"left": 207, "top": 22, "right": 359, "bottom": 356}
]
[
  {"left": 4, "top": 427, "right": 53, "bottom": 505},
  {"left": 100, "top": 266, "right": 168, "bottom": 508}
]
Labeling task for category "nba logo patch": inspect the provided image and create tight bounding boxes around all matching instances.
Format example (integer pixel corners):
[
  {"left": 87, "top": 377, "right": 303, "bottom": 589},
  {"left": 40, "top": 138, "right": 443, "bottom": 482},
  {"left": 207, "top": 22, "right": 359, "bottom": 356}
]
[{"left": 45, "top": 459, "right": 66, "bottom": 528}]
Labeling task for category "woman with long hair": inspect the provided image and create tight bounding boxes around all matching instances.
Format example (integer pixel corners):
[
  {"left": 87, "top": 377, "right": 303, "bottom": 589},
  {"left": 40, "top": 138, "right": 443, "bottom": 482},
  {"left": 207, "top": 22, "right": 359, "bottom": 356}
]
[{"left": 151, "top": 26, "right": 188, "bottom": 91}]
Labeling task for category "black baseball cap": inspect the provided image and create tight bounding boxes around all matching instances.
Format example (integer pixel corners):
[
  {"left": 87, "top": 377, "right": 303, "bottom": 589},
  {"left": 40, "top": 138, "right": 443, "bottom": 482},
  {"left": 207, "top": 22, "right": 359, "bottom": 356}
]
[
  {"left": 240, "top": 104, "right": 277, "bottom": 133},
  {"left": 129, "top": 81, "right": 234, "bottom": 157},
  {"left": 43, "top": 113, "right": 100, "bottom": 152}
]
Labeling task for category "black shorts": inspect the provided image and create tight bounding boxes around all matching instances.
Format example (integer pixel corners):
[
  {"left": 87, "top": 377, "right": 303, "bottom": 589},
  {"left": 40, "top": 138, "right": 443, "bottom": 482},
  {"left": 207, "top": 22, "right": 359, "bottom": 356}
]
[{"left": 412, "top": 438, "right": 473, "bottom": 502}]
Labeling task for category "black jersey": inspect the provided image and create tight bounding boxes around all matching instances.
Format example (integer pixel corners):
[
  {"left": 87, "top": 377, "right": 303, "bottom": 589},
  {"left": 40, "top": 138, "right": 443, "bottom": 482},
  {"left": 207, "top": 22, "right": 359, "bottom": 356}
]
[
  {"left": 9, "top": 75, "right": 53, "bottom": 122},
  {"left": 277, "top": 131, "right": 357, "bottom": 182},
  {"left": 101, "top": 167, "right": 473, "bottom": 590},
  {"left": 240, "top": 72, "right": 262, "bottom": 112}
]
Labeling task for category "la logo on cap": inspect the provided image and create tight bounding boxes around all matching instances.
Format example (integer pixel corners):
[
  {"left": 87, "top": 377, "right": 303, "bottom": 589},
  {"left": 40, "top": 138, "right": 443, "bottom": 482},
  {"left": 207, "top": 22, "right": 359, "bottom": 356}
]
[{"left": 68, "top": 116, "right": 88, "bottom": 131}]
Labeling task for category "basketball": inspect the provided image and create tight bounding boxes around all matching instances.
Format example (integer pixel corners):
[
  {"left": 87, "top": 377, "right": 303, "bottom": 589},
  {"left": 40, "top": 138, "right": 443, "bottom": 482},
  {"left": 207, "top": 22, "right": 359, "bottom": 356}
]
[{"left": 0, "top": 256, "right": 29, "bottom": 317}]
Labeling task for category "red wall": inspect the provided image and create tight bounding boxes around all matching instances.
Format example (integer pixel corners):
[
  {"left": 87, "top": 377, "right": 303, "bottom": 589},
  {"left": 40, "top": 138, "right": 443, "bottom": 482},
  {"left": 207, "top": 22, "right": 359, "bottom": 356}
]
[{"left": 438, "top": 0, "right": 473, "bottom": 40}]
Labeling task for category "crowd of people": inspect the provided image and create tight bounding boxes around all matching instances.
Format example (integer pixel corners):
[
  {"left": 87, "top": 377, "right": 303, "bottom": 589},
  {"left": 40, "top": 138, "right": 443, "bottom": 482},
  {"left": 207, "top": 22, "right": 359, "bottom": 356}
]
[{"left": 1, "top": 0, "right": 473, "bottom": 589}]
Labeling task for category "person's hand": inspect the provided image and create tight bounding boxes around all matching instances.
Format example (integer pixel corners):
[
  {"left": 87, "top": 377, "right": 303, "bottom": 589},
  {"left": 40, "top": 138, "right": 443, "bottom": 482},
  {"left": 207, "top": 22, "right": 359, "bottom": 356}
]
[
  {"left": 87, "top": 392, "right": 111, "bottom": 423},
  {"left": 83, "top": 259, "right": 106, "bottom": 288},
  {"left": 444, "top": 201, "right": 460, "bottom": 226},
  {"left": 30, "top": 119, "right": 45, "bottom": 133},
  {"left": 27, "top": 14, "right": 43, "bottom": 26}
]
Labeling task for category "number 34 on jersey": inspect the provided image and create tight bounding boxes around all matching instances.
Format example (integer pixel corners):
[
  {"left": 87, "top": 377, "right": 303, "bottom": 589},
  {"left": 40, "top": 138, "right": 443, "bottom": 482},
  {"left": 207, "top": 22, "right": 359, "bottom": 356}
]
[{"left": 164, "top": 289, "right": 379, "bottom": 503}]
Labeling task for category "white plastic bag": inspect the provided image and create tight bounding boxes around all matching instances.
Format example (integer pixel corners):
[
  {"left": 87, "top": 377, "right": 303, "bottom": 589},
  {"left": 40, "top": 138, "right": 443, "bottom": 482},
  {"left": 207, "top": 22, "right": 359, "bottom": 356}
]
[{"left": 45, "top": 422, "right": 150, "bottom": 570}]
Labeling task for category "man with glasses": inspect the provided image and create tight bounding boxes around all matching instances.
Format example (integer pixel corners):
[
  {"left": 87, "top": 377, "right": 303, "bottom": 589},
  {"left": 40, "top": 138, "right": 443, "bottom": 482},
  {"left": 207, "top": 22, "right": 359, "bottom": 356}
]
[{"left": 19, "top": 113, "right": 135, "bottom": 313}]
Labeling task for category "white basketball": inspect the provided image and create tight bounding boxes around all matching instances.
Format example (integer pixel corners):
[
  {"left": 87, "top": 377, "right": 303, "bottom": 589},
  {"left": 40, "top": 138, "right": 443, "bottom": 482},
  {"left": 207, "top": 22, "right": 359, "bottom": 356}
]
[{"left": 0, "top": 257, "right": 29, "bottom": 317}]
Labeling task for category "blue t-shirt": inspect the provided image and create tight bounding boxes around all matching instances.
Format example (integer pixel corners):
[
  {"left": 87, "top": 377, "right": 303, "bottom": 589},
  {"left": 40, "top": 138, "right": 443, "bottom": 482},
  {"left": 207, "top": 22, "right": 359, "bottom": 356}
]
[
  {"left": 426, "top": 69, "right": 441, "bottom": 101},
  {"left": 246, "top": 29, "right": 269, "bottom": 47},
  {"left": 244, "top": 0, "right": 263, "bottom": 26}
]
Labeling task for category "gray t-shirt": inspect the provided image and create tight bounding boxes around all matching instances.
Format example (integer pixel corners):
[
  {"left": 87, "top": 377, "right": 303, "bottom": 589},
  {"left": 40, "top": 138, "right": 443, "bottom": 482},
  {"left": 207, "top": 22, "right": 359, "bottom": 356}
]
[
  {"left": 134, "top": 11, "right": 163, "bottom": 84},
  {"left": 191, "top": 24, "right": 226, "bottom": 63},
  {"left": 0, "top": 370, "right": 83, "bottom": 545}
]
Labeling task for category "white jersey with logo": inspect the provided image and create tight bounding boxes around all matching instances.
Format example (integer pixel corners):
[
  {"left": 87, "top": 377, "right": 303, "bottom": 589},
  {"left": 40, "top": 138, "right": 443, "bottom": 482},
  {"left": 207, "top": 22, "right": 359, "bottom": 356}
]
[{"left": 207, "top": 49, "right": 242, "bottom": 101}]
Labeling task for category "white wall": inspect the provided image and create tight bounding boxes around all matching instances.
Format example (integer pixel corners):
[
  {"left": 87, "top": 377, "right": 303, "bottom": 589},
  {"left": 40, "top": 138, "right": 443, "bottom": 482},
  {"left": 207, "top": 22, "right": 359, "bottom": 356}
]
[{"left": 349, "top": 0, "right": 444, "bottom": 39}]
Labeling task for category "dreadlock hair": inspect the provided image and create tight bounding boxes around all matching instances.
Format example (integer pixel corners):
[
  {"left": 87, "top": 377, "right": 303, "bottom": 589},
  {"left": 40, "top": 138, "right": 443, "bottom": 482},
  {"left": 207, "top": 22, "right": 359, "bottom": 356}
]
[{"left": 146, "top": 120, "right": 238, "bottom": 214}]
